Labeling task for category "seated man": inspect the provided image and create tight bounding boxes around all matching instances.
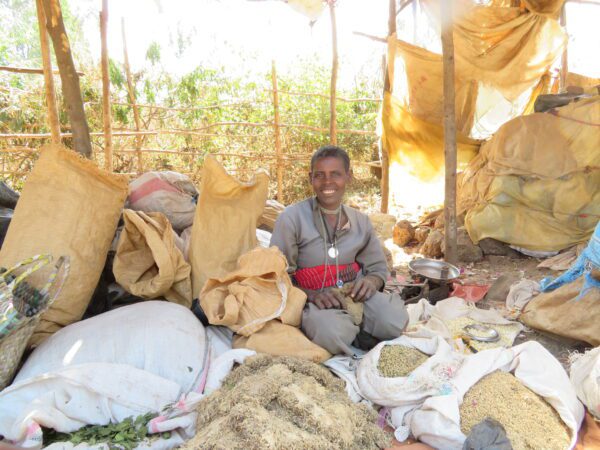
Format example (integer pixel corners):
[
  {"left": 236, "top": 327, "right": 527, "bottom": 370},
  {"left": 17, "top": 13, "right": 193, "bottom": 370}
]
[{"left": 270, "top": 145, "right": 408, "bottom": 355}]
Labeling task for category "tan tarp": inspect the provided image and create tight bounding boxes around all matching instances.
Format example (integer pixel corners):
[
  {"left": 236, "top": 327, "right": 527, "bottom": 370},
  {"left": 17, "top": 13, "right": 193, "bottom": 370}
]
[
  {"left": 421, "top": 0, "right": 565, "bottom": 100},
  {"left": 458, "top": 96, "right": 600, "bottom": 251},
  {"left": 384, "top": 1, "right": 565, "bottom": 181},
  {"left": 201, "top": 246, "right": 331, "bottom": 363},
  {"left": 189, "top": 156, "right": 269, "bottom": 297},
  {"left": 0, "top": 145, "right": 127, "bottom": 346},
  {"left": 521, "top": 276, "right": 600, "bottom": 346},
  {"left": 113, "top": 210, "right": 192, "bottom": 307}
]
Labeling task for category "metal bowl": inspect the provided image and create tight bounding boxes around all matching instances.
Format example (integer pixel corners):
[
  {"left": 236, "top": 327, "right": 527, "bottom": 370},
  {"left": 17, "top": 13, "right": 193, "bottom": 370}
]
[
  {"left": 408, "top": 258, "right": 460, "bottom": 283},
  {"left": 463, "top": 324, "right": 500, "bottom": 342}
]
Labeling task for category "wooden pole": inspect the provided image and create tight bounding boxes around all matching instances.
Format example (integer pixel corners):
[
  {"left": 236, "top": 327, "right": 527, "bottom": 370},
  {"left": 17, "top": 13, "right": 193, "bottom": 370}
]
[
  {"left": 328, "top": 0, "right": 338, "bottom": 146},
  {"left": 559, "top": 4, "right": 568, "bottom": 92},
  {"left": 35, "top": 0, "right": 60, "bottom": 145},
  {"left": 441, "top": 0, "right": 458, "bottom": 264},
  {"left": 41, "top": 0, "right": 92, "bottom": 157},
  {"left": 122, "top": 18, "right": 143, "bottom": 174},
  {"left": 380, "top": 0, "right": 396, "bottom": 214},
  {"left": 271, "top": 60, "right": 284, "bottom": 203},
  {"left": 100, "top": 0, "right": 113, "bottom": 171}
]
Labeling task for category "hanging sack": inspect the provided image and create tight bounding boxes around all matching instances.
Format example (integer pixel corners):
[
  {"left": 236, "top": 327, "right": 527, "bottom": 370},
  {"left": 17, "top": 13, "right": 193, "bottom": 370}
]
[
  {"left": 189, "top": 156, "right": 269, "bottom": 297},
  {"left": 0, "top": 254, "right": 69, "bottom": 389},
  {"left": 0, "top": 145, "right": 127, "bottom": 346}
]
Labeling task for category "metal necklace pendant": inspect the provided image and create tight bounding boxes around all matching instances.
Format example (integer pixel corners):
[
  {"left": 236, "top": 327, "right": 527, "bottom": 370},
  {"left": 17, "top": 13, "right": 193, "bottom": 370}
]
[
  {"left": 328, "top": 245, "right": 338, "bottom": 258},
  {"left": 336, "top": 279, "right": 344, "bottom": 288}
]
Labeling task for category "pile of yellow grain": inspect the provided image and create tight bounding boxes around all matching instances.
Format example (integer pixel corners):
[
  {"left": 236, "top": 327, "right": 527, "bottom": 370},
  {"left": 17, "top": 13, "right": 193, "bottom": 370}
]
[
  {"left": 460, "top": 371, "right": 571, "bottom": 450},
  {"left": 377, "top": 345, "right": 429, "bottom": 378}
]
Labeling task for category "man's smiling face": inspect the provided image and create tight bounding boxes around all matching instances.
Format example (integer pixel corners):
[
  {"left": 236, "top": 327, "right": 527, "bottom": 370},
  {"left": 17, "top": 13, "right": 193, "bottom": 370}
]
[{"left": 309, "top": 156, "right": 351, "bottom": 209}]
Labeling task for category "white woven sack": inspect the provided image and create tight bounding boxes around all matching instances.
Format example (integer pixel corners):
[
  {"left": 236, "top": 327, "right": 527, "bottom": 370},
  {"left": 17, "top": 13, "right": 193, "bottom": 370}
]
[
  {"left": 410, "top": 341, "right": 585, "bottom": 450},
  {"left": 570, "top": 346, "right": 600, "bottom": 420},
  {"left": 357, "top": 335, "right": 464, "bottom": 440}
]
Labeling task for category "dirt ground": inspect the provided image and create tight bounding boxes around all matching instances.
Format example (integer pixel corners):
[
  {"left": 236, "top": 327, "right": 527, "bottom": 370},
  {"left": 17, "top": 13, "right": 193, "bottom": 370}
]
[
  {"left": 347, "top": 194, "right": 591, "bottom": 368},
  {"left": 390, "top": 252, "right": 590, "bottom": 368}
]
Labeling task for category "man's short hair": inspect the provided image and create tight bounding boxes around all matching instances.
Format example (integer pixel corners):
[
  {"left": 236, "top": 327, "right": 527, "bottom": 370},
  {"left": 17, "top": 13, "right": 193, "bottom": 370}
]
[{"left": 310, "top": 145, "right": 350, "bottom": 173}]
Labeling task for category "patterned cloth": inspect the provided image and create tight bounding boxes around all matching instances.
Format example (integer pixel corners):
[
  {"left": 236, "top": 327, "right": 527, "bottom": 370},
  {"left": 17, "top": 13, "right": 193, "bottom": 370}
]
[{"left": 294, "top": 262, "right": 360, "bottom": 290}]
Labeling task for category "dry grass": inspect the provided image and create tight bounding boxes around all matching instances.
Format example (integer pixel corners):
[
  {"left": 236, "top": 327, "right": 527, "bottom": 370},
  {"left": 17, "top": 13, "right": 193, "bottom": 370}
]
[{"left": 181, "top": 354, "right": 390, "bottom": 450}]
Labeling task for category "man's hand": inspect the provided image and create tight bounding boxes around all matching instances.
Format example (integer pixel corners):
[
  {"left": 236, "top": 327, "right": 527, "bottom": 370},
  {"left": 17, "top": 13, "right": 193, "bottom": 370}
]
[
  {"left": 304, "top": 288, "right": 344, "bottom": 310},
  {"left": 350, "top": 275, "right": 383, "bottom": 302}
]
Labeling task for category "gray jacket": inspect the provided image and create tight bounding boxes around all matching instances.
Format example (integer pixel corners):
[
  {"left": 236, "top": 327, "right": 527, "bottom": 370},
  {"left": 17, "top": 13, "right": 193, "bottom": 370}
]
[{"left": 270, "top": 197, "right": 388, "bottom": 285}]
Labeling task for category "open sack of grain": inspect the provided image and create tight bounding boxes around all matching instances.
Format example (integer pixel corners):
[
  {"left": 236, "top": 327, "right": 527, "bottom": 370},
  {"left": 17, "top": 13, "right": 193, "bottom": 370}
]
[
  {"left": 405, "top": 297, "right": 523, "bottom": 353},
  {"left": 357, "top": 335, "right": 464, "bottom": 441},
  {"left": 409, "top": 340, "right": 584, "bottom": 449}
]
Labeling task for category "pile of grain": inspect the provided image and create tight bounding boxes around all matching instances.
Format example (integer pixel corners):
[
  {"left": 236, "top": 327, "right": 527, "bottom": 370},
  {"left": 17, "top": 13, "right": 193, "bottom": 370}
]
[
  {"left": 444, "top": 316, "right": 521, "bottom": 352},
  {"left": 181, "top": 354, "right": 390, "bottom": 450},
  {"left": 460, "top": 371, "right": 571, "bottom": 450},
  {"left": 377, "top": 345, "right": 429, "bottom": 378}
]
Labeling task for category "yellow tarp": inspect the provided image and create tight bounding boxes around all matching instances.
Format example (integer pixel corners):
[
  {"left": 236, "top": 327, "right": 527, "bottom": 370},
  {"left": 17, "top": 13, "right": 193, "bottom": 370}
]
[
  {"left": 422, "top": 0, "right": 566, "bottom": 100},
  {"left": 382, "top": 92, "right": 480, "bottom": 182},
  {"left": 384, "top": 1, "right": 566, "bottom": 182},
  {"left": 458, "top": 96, "right": 600, "bottom": 251}
]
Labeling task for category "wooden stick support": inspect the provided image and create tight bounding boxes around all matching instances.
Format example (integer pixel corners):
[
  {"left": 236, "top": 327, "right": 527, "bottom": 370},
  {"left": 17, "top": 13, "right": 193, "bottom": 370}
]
[
  {"left": 35, "top": 0, "right": 61, "bottom": 144},
  {"left": 559, "top": 4, "right": 568, "bottom": 92},
  {"left": 380, "top": 0, "right": 396, "bottom": 214},
  {"left": 271, "top": 60, "right": 283, "bottom": 202},
  {"left": 122, "top": 18, "right": 143, "bottom": 174},
  {"left": 329, "top": 1, "right": 338, "bottom": 146},
  {"left": 0, "top": 65, "right": 84, "bottom": 76},
  {"left": 441, "top": 0, "right": 458, "bottom": 264},
  {"left": 100, "top": 0, "right": 113, "bottom": 171}
]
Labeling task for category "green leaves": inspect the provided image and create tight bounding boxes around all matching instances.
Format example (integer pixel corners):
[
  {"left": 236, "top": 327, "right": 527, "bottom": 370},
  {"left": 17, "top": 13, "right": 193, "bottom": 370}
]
[
  {"left": 146, "top": 41, "right": 162, "bottom": 66},
  {"left": 42, "top": 412, "right": 160, "bottom": 449}
]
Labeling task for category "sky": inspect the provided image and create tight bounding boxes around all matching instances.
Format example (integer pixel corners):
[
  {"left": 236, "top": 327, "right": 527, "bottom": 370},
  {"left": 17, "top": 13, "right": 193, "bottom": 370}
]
[
  {"left": 79, "top": 0, "right": 391, "bottom": 88},
  {"left": 75, "top": 0, "right": 599, "bottom": 85}
]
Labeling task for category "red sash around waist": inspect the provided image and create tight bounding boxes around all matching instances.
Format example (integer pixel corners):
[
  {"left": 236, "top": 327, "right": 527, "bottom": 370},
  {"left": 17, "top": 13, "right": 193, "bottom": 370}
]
[{"left": 294, "top": 262, "right": 360, "bottom": 290}]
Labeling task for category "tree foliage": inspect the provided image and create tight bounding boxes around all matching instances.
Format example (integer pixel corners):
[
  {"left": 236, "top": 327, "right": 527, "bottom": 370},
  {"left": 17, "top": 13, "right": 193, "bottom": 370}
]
[{"left": 0, "top": 0, "right": 383, "bottom": 202}]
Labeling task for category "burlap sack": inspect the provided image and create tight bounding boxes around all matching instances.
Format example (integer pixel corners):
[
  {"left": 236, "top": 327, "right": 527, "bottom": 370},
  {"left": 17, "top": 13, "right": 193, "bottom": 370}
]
[
  {"left": 113, "top": 210, "right": 192, "bottom": 307},
  {"left": 0, "top": 145, "right": 127, "bottom": 346},
  {"left": 521, "top": 276, "right": 600, "bottom": 346},
  {"left": 201, "top": 246, "right": 330, "bottom": 363},
  {"left": 190, "top": 156, "right": 269, "bottom": 297}
]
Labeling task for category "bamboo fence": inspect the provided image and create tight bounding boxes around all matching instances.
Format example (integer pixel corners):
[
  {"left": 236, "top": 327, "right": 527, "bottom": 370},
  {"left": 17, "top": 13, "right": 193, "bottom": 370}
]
[{"left": 0, "top": 78, "right": 382, "bottom": 198}]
